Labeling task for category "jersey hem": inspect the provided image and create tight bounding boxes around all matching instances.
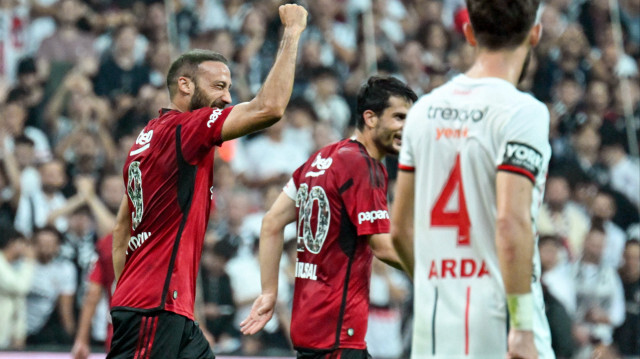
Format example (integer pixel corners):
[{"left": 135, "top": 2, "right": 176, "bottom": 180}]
[
  {"left": 110, "top": 306, "right": 194, "bottom": 320},
  {"left": 293, "top": 343, "right": 367, "bottom": 352}
]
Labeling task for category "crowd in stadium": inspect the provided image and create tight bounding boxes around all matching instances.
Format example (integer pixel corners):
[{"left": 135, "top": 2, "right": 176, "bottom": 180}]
[{"left": 0, "top": 0, "right": 638, "bottom": 358}]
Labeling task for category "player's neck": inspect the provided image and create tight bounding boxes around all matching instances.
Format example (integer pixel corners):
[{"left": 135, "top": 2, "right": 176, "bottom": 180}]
[
  {"left": 170, "top": 98, "right": 190, "bottom": 113},
  {"left": 465, "top": 45, "right": 529, "bottom": 85},
  {"left": 355, "top": 131, "right": 384, "bottom": 161}
]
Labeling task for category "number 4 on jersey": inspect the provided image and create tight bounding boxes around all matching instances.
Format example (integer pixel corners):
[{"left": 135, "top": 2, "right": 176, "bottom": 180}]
[{"left": 430, "top": 154, "right": 471, "bottom": 246}]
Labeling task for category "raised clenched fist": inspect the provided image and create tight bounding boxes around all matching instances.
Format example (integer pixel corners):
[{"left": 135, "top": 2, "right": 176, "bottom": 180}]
[{"left": 279, "top": 4, "right": 307, "bottom": 34}]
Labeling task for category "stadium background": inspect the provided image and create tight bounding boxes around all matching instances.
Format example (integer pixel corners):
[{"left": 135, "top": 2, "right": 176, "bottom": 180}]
[{"left": 0, "top": 0, "right": 638, "bottom": 358}]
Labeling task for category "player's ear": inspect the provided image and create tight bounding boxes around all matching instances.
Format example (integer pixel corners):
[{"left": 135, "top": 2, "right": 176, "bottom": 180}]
[
  {"left": 463, "top": 22, "right": 477, "bottom": 47},
  {"left": 177, "top": 76, "right": 194, "bottom": 96},
  {"left": 363, "top": 109, "right": 378, "bottom": 129},
  {"left": 529, "top": 23, "right": 542, "bottom": 47}
]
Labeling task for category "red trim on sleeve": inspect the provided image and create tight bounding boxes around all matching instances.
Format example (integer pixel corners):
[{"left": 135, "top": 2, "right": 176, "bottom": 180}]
[
  {"left": 497, "top": 164, "right": 535, "bottom": 183},
  {"left": 398, "top": 164, "right": 415, "bottom": 172}
]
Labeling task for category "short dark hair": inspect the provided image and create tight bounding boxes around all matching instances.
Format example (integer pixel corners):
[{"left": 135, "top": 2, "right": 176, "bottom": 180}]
[
  {"left": 33, "top": 226, "right": 63, "bottom": 244},
  {"left": 166, "top": 49, "right": 228, "bottom": 98},
  {"left": 356, "top": 76, "right": 418, "bottom": 131},
  {"left": 0, "top": 225, "right": 25, "bottom": 250},
  {"left": 466, "top": 0, "right": 540, "bottom": 50}
]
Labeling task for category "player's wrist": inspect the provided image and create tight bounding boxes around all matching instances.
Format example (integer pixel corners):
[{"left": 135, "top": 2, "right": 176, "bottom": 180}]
[{"left": 507, "top": 293, "right": 534, "bottom": 331}]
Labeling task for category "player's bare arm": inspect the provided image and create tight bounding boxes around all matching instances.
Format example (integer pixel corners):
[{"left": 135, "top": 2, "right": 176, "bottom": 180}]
[
  {"left": 71, "top": 281, "right": 102, "bottom": 359},
  {"left": 368, "top": 233, "right": 404, "bottom": 271},
  {"left": 240, "top": 191, "right": 296, "bottom": 335},
  {"left": 391, "top": 170, "right": 415, "bottom": 278},
  {"left": 112, "top": 194, "right": 131, "bottom": 282},
  {"left": 220, "top": 4, "right": 307, "bottom": 141},
  {"left": 495, "top": 172, "right": 538, "bottom": 359}
]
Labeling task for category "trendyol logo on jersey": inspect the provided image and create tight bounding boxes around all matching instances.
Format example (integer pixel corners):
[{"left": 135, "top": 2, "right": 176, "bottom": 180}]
[
  {"left": 305, "top": 154, "right": 333, "bottom": 177},
  {"left": 126, "top": 231, "right": 152, "bottom": 255},
  {"left": 207, "top": 108, "right": 223, "bottom": 128},
  {"left": 502, "top": 142, "right": 543, "bottom": 177},
  {"left": 427, "top": 106, "right": 488, "bottom": 122},
  {"left": 358, "top": 210, "right": 389, "bottom": 224},
  {"left": 130, "top": 129, "right": 153, "bottom": 156}
]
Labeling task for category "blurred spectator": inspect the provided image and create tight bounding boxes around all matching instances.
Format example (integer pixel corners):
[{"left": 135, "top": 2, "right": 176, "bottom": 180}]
[
  {"left": 6, "top": 57, "right": 46, "bottom": 128},
  {"left": 70, "top": 233, "right": 114, "bottom": 359},
  {"left": 600, "top": 126, "right": 640, "bottom": 210},
  {"left": 365, "top": 259, "right": 409, "bottom": 359},
  {"left": 200, "top": 239, "right": 238, "bottom": 353},
  {"left": 304, "top": 67, "right": 351, "bottom": 135},
  {"left": 613, "top": 239, "right": 640, "bottom": 356},
  {"left": 36, "top": 0, "right": 96, "bottom": 69},
  {"left": 538, "top": 174, "right": 591, "bottom": 259},
  {"left": 612, "top": 238, "right": 640, "bottom": 356},
  {"left": 232, "top": 117, "right": 309, "bottom": 189},
  {"left": 2, "top": 99, "right": 52, "bottom": 162},
  {"left": 0, "top": 131, "right": 23, "bottom": 227},
  {"left": 94, "top": 24, "right": 150, "bottom": 101},
  {"left": 573, "top": 225, "right": 625, "bottom": 354},
  {"left": 0, "top": 226, "right": 34, "bottom": 350},
  {"left": 13, "top": 135, "right": 40, "bottom": 199},
  {"left": 0, "top": 1, "right": 29, "bottom": 83},
  {"left": 59, "top": 206, "right": 96, "bottom": 306},
  {"left": 26, "top": 226, "right": 76, "bottom": 345},
  {"left": 282, "top": 98, "right": 318, "bottom": 156},
  {"left": 590, "top": 191, "right": 627, "bottom": 268},
  {"left": 539, "top": 235, "right": 576, "bottom": 359},
  {"left": 226, "top": 237, "right": 291, "bottom": 354},
  {"left": 14, "top": 158, "right": 70, "bottom": 237}
]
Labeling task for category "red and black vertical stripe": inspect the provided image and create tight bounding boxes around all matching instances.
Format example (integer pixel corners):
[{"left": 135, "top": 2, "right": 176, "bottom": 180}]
[{"left": 133, "top": 315, "right": 159, "bottom": 359}]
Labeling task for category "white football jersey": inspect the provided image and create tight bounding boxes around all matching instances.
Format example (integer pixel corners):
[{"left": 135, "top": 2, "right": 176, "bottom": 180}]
[{"left": 399, "top": 75, "right": 554, "bottom": 359}]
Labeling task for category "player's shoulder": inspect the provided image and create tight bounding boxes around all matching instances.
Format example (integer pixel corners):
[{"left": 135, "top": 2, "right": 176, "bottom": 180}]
[{"left": 333, "top": 138, "right": 374, "bottom": 164}]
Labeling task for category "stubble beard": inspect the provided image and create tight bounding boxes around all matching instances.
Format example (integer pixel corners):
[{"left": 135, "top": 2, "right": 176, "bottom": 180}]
[{"left": 189, "top": 85, "right": 226, "bottom": 111}]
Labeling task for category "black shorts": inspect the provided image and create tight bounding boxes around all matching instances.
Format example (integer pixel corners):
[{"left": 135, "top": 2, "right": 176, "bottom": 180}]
[
  {"left": 296, "top": 348, "right": 372, "bottom": 359},
  {"left": 107, "top": 309, "right": 214, "bottom": 359}
]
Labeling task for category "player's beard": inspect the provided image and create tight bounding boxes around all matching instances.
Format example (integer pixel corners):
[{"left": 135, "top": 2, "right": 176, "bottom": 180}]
[
  {"left": 374, "top": 128, "right": 400, "bottom": 156},
  {"left": 189, "top": 85, "right": 226, "bottom": 111},
  {"left": 517, "top": 48, "right": 532, "bottom": 85}
]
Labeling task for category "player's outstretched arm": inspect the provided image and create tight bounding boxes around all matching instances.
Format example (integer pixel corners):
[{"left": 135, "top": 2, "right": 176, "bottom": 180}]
[
  {"left": 391, "top": 170, "right": 415, "bottom": 278},
  {"left": 71, "top": 281, "right": 102, "bottom": 359},
  {"left": 368, "top": 234, "right": 404, "bottom": 271},
  {"left": 220, "top": 4, "right": 307, "bottom": 141},
  {"left": 495, "top": 172, "right": 538, "bottom": 359},
  {"left": 112, "top": 195, "right": 131, "bottom": 282},
  {"left": 240, "top": 191, "right": 296, "bottom": 335}
]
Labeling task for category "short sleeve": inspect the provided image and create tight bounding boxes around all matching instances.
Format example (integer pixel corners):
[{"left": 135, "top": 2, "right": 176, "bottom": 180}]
[
  {"left": 496, "top": 102, "right": 551, "bottom": 183},
  {"left": 179, "top": 106, "right": 234, "bottom": 164},
  {"left": 398, "top": 105, "right": 419, "bottom": 172},
  {"left": 283, "top": 177, "right": 297, "bottom": 200},
  {"left": 340, "top": 156, "right": 390, "bottom": 236}
]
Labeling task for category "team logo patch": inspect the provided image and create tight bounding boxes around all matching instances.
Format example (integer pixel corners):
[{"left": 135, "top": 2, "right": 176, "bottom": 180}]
[
  {"left": 207, "top": 108, "right": 223, "bottom": 128},
  {"left": 501, "top": 142, "right": 543, "bottom": 177}
]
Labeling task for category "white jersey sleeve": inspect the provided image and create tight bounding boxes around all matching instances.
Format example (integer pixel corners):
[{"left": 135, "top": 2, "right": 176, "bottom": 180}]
[
  {"left": 398, "top": 109, "right": 419, "bottom": 172},
  {"left": 496, "top": 102, "right": 551, "bottom": 183}
]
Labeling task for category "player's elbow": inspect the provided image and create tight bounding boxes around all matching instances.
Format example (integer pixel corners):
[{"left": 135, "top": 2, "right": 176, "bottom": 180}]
[
  {"left": 390, "top": 224, "right": 410, "bottom": 249},
  {"left": 261, "top": 210, "right": 284, "bottom": 239},
  {"left": 252, "top": 98, "right": 286, "bottom": 121}
]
